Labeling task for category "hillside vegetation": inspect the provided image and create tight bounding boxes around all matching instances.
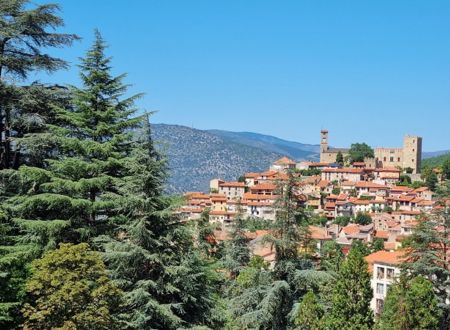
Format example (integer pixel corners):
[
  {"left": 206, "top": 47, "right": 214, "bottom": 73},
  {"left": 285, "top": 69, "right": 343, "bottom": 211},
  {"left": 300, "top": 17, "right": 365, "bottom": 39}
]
[{"left": 152, "top": 124, "right": 284, "bottom": 193}]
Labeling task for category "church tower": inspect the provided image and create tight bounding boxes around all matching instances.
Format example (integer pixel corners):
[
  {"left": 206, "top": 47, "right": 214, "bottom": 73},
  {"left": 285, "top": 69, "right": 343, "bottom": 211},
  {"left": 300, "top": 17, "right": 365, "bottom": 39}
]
[{"left": 320, "top": 129, "right": 329, "bottom": 162}]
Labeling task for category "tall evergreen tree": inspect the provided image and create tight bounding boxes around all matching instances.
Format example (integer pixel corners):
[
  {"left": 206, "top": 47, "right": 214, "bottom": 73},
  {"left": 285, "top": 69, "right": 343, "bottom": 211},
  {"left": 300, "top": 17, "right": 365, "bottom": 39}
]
[
  {"left": 292, "top": 291, "right": 324, "bottom": 330},
  {"left": 376, "top": 275, "right": 440, "bottom": 330},
  {"left": 0, "top": 0, "right": 78, "bottom": 169},
  {"left": 100, "top": 114, "right": 219, "bottom": 329},
  {"left": 266, "top": 172, "right": 311, "bottom": 279},
  {"left": 402, "top": 209, "right": 450, "bottom": 328},
  {"left": 324, "top": 247, "right": 373, "bottom": 329},
  {"left": 222, "top": 201, "right": 250, "bottom": 278},
  {"left": 0, "top": 31, "right": 140, "bottom": 327}
]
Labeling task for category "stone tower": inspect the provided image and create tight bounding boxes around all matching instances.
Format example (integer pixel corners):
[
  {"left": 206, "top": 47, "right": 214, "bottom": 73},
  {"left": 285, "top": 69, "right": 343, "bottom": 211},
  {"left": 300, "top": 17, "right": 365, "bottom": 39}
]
[
  {"left": 320, "top": 129, "right": 329, "bottom": 162},
  {"left": 402, "top": 136, "right": 422, "bottom": 174}
]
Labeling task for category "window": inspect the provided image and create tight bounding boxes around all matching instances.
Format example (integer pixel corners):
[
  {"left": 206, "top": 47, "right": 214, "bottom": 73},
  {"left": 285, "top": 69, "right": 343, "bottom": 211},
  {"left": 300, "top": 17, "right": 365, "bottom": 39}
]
[
  {"left": 376, "top": 283, "right": 384, "bottom": 295},
  {"left": 383, "top": 157, "right": 387, "bottom": 162},
  {"left": 398, "top": 157, "right": 400, "bottom": 162},
  {"left": 376, "top": 299, "right": 384, "bottom": 314},
  {"left": 377, "top": 266, "right": 385, "bottom": 279},
  {"left": 386, "top": 268, "right": 395, "bottom": 280},
  {"left": 390, "top": 157, "right": 394, "bottom": 162}
]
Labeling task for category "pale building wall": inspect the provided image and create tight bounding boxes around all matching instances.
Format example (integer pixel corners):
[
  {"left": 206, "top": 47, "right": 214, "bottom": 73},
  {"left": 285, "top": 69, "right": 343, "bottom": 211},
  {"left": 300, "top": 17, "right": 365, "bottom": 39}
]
[{"left": 374, "top": 148, "right": 403, "bottom": 169}]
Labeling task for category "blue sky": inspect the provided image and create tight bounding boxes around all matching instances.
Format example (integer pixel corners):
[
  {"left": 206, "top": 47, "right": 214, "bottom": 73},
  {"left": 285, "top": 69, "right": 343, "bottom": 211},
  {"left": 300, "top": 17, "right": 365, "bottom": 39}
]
[{"left": 33, "top": 0, "right": 450, "bottom": 151}]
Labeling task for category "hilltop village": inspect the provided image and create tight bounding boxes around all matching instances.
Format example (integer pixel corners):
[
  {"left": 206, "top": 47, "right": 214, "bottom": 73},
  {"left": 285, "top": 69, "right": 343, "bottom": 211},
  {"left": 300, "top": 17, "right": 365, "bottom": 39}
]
[{"left": 179, "top": 131, "right": 443, "bottom": 315}]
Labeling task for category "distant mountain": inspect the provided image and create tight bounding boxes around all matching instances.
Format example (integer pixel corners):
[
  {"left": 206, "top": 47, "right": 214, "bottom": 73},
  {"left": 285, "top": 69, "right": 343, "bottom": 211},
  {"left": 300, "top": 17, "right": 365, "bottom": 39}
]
[
  {"left": 421, "top": 151, "right": 450, "bottom": 168},
  {"left": 151, "top": 124, "right": 284, "bottom": 193},
  {"left": 422, "top": 150, "right": 450, "bottom": 159},
  {"left": 207, "top": 129, "right": 320, "bottom": 161}
]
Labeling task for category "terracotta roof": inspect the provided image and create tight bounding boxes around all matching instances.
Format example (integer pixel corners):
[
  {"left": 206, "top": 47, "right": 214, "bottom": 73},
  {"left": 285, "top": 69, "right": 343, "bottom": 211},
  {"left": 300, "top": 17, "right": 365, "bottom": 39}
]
[
  {"left": 375, "top": 230, "right": 389, "bottom": 239},
  {"left": 317, "top": 180, "right": 330, "bottom": 188},
  {"left": 251, "top": 183, "right": 277, "bottom": 191},
  {"left": 219, "top": 181, "right": 246, "bottom": 188},
  {"left": 245, "top": 172, "right": 260, "bottom": 178},
  {"left": 355, "top": 181, "right": 389, "bottom": 189},
  {"left": 384, "top": 242, "right": 397, "bottom": 251},
  {"left": 413, "top": 187, "right": 430, "bottom": 193},
  {"left": 274, "top": 156, "right": 296, "bottom": 165},
  {"left": 243, "top": 193, "right": 278, "bottom": 200},
  {"left": 260, "top": 170, "right": 278, "bottom": 177},
  {"left": 322, "top": 167, "right": 364, "bottom": 174},
  {"left": 342, "top": 224, "right": 360, "bottom": 235},
  {"left": 245, "top": 230, "right": 270, "bottom": 240},
  {"left": 365, "top": 250, "right": 405, "bottom": 272},
  {"left": 309, "top": 226, "right": 332, "bottom": 240}
]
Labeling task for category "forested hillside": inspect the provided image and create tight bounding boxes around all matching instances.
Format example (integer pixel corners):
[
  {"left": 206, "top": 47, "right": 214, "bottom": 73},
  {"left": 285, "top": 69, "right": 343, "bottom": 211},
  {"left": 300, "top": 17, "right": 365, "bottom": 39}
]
[{"left": 151, "top": 124, "right": 283, "bottom": 193}]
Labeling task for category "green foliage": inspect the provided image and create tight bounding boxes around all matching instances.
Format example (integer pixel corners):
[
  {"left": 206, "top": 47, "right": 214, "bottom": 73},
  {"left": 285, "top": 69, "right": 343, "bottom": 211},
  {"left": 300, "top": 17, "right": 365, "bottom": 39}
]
[
  {"left": 299, "top": 168, "right": 322, "bottom": 176},
  {"left": 22, "top": 243, "right": 123, "bottom": 330},
  {"left": 371, "top": 238, "right": 385, "bottom": 252},
  {"left": 222, "top": 203, "right": 250, "bottom": 277},
  {"left": 399, "top": 174, "right": 412, "bottom": 185},
  {"left": 422, "top": 152, "right": 450, "bottom": 169},
  {"left": 336, "top": 152, "right": 344, "bottom": 166},
  {"left": 404, "top": 167, "right": 414, "bottom": 174},
  {"left": 376, "top": 276, "right": 440, "bottom": 330},
  {"left": 293, "top": 291, "right": 324, "bottom": 330},
  {"left": 331, "top": 188, "right": 341, "bottom": 195},
  {"left": 0, "top": 0, "right": 78, "bottom": 170},
  {"left": 320, "top": 240, "right": 344, "bottom": 273},
  {"left": 242, "top": 216, "right": 273, "bottom": 231},
  {"left": 334, "top": 216, "right": 351, "bottom": 226},
  {"left": 354, "top": 212, "right": 372, "bottom": 225},
  {"left": 425, "top": 172, "right": 438, "bottom": 191},
  {"left": 351, "top": 240, "right": 371, "bottom": 257},
  {"left": 402, "top": 210, "right": 450, "bottom": 326},
  {"left": 324, "top": 247, "right": 373, "bottom": 329},
  {"left": 348, "top": 143, "right": 374, "bottom": 163}
]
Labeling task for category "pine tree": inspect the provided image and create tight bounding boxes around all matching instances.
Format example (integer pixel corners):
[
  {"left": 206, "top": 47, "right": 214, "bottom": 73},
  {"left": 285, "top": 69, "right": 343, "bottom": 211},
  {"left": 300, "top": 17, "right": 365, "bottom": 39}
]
[
  {"left": 402, "top": 210, "right": 450, "bottom": 328},
  {"left": 336, "top": 151, "right": 344, "bottom": 166},
  {"left": 325, "top": 247, "right": 373, "bottom": 329},
  {"left": 376, "top": 275, "right": 440, "bottom": 330},
  {"left": 22, "top": 243, "right": 123, "bottom": 330},
  {"left": 0, "top": 31, "right": 140, "bottom": 327},
  {"left": 0, "top": 0, "right": 78, "bottom": 169},
  {"left": 293, "top": 291, "right": 324, "bottom": 330},
  {"left": 222, "top": 201, "right": 250, "bottom": 278},
  {"left": 266, "top": 172, "right": 311, "bottom": 279},
  {"left": 99, "top": 113, "right": 219, "bottom": 329}
]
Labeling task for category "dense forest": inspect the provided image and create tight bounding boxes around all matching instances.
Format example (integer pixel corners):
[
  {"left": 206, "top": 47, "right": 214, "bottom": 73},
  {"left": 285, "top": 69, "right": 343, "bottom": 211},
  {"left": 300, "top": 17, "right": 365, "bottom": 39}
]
[{"left": 0, "top": 1, "right": 449, "bottom": 329}]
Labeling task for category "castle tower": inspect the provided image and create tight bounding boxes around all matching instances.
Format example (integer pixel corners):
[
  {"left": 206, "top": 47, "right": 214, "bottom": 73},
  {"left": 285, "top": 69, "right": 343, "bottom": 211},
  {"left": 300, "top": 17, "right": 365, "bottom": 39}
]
[
  {"left": 402, "top": 135, "right": 422, "bottom": 174},
  {"left": 320, "top": 129, "right": 329, "bottom": 163}
]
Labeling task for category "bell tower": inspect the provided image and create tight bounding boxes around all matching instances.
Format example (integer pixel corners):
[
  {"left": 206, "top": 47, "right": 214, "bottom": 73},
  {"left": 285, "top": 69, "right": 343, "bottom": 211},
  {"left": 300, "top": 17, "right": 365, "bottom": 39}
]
[{"left": 320, "top": 129, "right": 329, "bottom": 162}]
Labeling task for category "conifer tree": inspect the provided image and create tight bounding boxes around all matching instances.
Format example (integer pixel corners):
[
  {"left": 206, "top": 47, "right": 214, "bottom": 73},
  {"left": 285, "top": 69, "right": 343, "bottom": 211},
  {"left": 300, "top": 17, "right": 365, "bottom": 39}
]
[
  {"left": 222, "top": 201, "right": 250, "bottom": 278},
  {"left": 0, "top": 31, "right": 140, "bottom": 327},
  {"left": 402, "top": 210, "right": 450, "bottom": 328},
  {"left": 292, "top": 291, "right": 324, "bottom": 330},
  {"left": 266, "top": 172, "right": 311, "bottom": 279},
  {"left": 99, "top": 113, "right": 219, "bottom": 329},
  {"left": 0, "top": 0, "right": 78, "bottom": 169},
  {"left": 376, "top": 275, "right": 440, "bottom": 330},
  {"left": 324, "top": 247, "right": 373, "bottom": 329}
]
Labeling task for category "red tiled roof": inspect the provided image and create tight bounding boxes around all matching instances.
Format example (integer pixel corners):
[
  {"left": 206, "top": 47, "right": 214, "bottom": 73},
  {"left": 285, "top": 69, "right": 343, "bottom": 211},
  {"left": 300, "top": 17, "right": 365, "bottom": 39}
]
[
  {"left": 219, "top": 181, "right": 246, "bottom": 188},
  {"left": 322, "top": 167, "right": 364, "bottom": 174},
  {"left": 274, "top": 156, "right": 296, "bottom": 165},
  {"left": 251, "top": 183, "right": 277, "bottom": 191}
]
